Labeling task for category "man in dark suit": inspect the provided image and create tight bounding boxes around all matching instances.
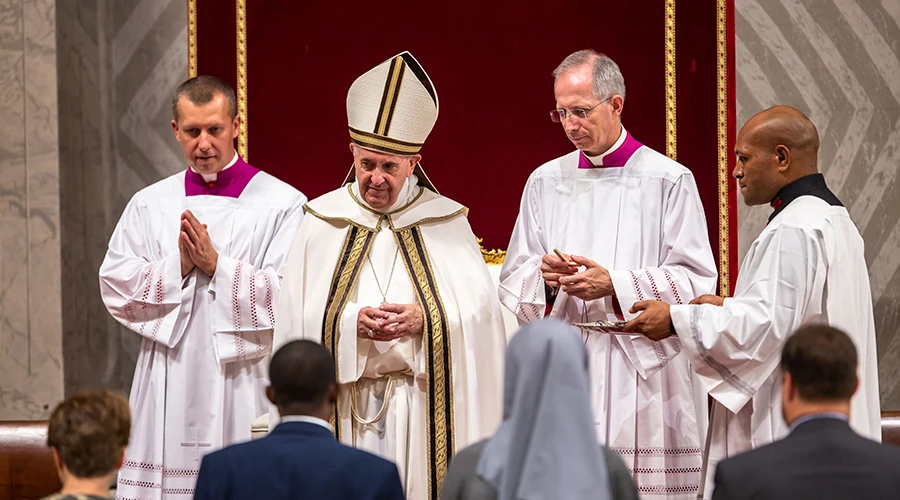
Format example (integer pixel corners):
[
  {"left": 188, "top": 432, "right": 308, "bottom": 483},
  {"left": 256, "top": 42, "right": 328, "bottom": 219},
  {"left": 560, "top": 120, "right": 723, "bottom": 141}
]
[
  {"left": 713, "top": 323, "right": 900, "bottom": 500},
  {"left": 194, "top": 340, "right": 405, "bottom": 500}
]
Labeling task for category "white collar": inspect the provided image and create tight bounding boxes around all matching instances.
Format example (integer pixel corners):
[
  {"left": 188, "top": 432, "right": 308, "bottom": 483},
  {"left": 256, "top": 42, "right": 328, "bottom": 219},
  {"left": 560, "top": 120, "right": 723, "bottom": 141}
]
[
  {"left": 279, "top": 415, "right": 334, "bottom": 431},
  {"left": 350, "top": 174, "right": 420, "bottom": 213},
  {"left": 190, "top": 151, "right": 239, "bottom": 183},
  {"left": 304, "top": 182, "right": 466, "bottom": 232},
  {"left": 584, "top": 126, "right": 626, "bottom": 166}
]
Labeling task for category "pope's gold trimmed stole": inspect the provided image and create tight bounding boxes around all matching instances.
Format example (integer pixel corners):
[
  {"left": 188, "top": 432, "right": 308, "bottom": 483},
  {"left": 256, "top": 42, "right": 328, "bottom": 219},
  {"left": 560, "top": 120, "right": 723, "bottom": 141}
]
[
  {"left": 321, "top": 224, "right": 455, "bottom": 500},
  {"left": 322, "top": 225, "right": 375, "bottom": 441},
  {"left": 395, "top": 226, "right": 455, "bottom": 499}
]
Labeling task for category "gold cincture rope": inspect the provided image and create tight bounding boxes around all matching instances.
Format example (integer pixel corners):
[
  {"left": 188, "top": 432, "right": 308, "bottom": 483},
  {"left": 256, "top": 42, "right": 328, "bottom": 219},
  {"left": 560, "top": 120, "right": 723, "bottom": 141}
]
[{"left": 350, "top": 375, "right": 396, "bottom": 425}]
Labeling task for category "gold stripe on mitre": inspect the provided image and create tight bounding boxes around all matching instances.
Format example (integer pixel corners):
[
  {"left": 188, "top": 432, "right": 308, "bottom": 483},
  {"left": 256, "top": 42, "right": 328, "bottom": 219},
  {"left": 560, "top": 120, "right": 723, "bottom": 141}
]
[
  {"left": 375, "top": 56, "right": 407, "bottom": 136},
  {"left": 349, "top": 127, "right": 424, "bottom": 156}
]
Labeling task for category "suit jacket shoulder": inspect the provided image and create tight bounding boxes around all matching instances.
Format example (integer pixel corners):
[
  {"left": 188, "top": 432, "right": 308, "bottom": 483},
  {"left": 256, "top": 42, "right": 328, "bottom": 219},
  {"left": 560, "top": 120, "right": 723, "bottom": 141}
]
[
  {"left": 194, "top": 421, "right": 404, "bottom": 500},
  {"left": 713, "top": 418, "right": 900, "bottom": 500}
]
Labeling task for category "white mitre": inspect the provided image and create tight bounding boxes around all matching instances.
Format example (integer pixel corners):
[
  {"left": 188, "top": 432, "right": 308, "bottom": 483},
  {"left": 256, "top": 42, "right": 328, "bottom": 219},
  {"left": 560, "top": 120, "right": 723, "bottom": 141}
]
[{"left": 343, "top": 51, "right": 440, "bottom": 192}]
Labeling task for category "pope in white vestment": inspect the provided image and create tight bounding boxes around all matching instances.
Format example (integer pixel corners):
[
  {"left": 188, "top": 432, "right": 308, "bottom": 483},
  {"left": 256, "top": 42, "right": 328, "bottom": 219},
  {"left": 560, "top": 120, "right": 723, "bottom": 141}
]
[
  {"left": 626, "top": 106, "right": 881, "bottom": 499},
  {"left": 499, "top": 50, "right": 717, "bottom": 499},
  {"left": 274, "top": 52, "right": 506, "bottom": 500},
  {"left": 99, "top": 77, "right": 306, "bottom": 499}
]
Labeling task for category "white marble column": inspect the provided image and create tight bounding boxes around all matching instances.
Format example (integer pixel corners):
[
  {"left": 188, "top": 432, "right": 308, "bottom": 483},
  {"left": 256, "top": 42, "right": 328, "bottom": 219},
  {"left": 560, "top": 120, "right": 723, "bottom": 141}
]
[{"left": 0, "top": 0, "right": 62, "bottom": 419}]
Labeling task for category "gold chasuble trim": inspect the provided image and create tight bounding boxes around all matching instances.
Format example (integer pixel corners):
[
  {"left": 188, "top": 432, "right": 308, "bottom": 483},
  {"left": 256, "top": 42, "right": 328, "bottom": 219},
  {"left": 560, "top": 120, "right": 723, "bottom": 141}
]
[
  {"left": 316, "top": 208, "right": 456, "bottom": 500},
  {"left": 391, "top": 209, "right": 467, "bottom": 232},
  {"left": 304, "top": 204, "right": 385, "bottom": 232},
  {"left": 395, "top": 226, "right": 455, "bottom": 500},
  {"left": 321, "top": 225, "right": 376, "bottom": 440}
]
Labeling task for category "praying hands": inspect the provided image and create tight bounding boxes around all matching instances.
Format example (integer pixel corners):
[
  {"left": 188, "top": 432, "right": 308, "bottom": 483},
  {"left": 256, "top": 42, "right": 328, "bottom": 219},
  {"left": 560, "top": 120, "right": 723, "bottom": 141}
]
[
  {"left": 179, "top": 210, "right": 218, "bottom": 277},
  {"left": 357, "top": 303, "right": 424, "bottom": 341}
]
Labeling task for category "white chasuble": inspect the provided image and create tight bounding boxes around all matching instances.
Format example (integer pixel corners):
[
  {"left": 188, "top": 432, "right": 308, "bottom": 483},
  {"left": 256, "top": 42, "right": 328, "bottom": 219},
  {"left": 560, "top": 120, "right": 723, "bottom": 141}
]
[
  {"left": 99, "top": 163, "right": 306, "bottom": 499},
  {"left": 274, "top": 182, "right": 506, "bottom": 500},
  {"left": 499, "top": 137, "right": 718, "bottom": 499},
  {"left": 670, "top": 195, "right": 881, "bottom": 499}
]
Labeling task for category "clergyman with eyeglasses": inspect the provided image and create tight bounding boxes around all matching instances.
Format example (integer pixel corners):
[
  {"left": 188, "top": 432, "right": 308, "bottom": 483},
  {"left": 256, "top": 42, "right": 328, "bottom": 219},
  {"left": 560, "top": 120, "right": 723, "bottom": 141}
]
[{"left": 498, "top": 49, "right": 717, "bottom": 499}]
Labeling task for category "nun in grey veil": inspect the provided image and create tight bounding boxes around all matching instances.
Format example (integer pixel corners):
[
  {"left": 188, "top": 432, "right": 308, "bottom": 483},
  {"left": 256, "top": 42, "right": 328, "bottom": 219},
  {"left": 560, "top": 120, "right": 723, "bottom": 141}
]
[{"left": 441, "top": 319, "right": 638, "bottom": 500}]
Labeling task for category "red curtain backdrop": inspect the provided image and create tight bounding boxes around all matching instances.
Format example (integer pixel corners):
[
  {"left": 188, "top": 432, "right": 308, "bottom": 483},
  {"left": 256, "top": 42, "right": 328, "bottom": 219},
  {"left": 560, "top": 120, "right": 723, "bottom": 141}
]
[
  {"left": 194, "top": 0, "right": 737, "bottom": 292},
  {"left": 674, "top": 0, "right": 739, "bottom": 293}
]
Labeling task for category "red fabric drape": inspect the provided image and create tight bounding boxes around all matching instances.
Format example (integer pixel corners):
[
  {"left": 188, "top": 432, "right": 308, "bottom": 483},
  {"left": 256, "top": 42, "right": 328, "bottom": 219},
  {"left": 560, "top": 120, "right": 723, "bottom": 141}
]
[{"left": 194, "top": 0, "right": 737, "bottom": 286}]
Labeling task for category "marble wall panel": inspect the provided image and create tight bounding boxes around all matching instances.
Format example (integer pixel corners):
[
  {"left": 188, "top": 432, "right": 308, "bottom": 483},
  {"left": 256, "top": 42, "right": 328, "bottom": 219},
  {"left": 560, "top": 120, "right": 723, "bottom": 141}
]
[
  {"left": 735, "top": 0, "right": 900, "bottom": 409},
  {"left": 0, "top": 0, "right": 62, "bottom": 419}
]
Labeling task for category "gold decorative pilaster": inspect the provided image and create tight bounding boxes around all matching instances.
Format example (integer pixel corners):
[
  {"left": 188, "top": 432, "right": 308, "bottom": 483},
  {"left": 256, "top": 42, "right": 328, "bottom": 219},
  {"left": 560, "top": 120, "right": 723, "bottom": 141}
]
[
  {"left": 187, "top": 0, "right": 197, "bottom": 78},
  {"left": 716, "top": 0, "right": 730, "bottom": 296},
  {"left": 664, "top": 0, "right": 677, "bottom": 160},
  {"left": 236, "top": 0, "right": 249, "bottom": 160}
]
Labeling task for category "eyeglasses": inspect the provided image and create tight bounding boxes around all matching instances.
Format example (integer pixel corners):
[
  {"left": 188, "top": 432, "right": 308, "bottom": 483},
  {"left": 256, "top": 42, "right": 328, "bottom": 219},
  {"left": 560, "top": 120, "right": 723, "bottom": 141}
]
[{"left": 550, "top": 96, "right": 612, "bottom": 123}]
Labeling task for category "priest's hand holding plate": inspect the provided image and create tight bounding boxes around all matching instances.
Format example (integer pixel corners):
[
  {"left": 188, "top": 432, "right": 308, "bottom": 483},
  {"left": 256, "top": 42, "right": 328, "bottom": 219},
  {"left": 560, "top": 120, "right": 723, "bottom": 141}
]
[
  {"left": 541, "top": 250, "right": 579, "bottom": 287},
  {"left": 624, "top": 300, "right": 674, "bottom": 341},
  {"left": 180, "top": 210, "right": 219, "bottom": 277},
  {"left": 689, "top": 294, "right": 725, "bottom": 306},
  {"left": 558, "top": 255, "right": 615, "bottom": 301}
]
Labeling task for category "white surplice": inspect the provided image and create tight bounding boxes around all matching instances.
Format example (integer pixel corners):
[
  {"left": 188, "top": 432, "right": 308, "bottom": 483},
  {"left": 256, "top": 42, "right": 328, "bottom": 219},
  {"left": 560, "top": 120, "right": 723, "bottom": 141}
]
[
  {"left": 499, "top": 138, "right": 718, "bottom": 499},
  {"left": 99, "top": 168, "right": 306, "bottom": 499},
  {"left": 670, "top": 195, "right": 881, "bottom": 499},
  {"left": 274, "top": 179, "right": 506, "bottom": 500}
]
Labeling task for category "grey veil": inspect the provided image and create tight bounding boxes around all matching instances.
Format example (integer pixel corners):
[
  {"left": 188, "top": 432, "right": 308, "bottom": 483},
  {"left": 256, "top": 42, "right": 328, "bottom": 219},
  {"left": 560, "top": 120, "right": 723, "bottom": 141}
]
[{"left": 475, "top": 319, "right": 612, "bottom": 500}]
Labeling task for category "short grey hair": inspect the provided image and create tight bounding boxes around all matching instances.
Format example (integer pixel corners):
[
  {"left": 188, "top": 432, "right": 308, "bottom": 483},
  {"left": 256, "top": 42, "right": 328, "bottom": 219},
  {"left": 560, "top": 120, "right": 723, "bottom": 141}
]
[{"left": 553, "top": 50, "right": 626, "bottom": 101}]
